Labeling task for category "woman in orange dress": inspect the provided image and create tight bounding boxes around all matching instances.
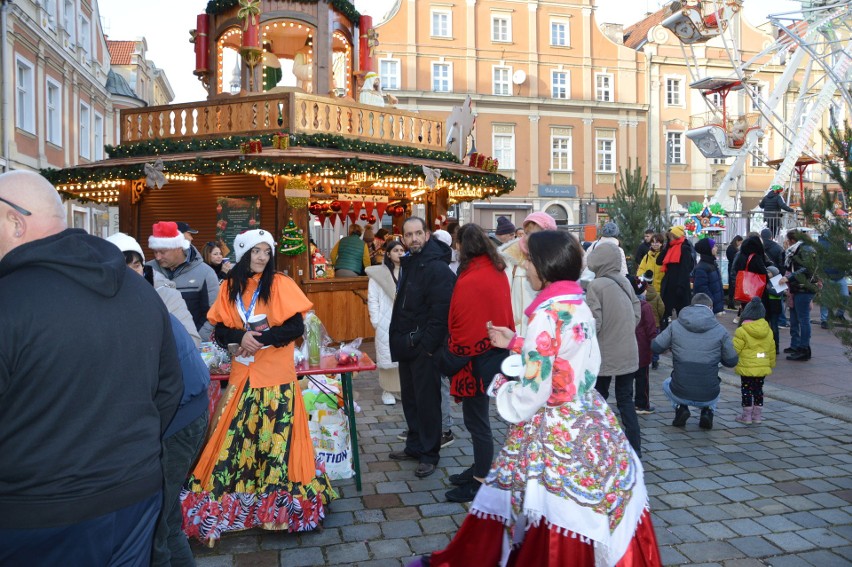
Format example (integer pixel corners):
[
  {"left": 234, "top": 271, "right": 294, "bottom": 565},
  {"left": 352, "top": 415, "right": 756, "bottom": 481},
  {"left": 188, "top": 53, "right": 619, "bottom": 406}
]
[{"left": 181, "top": 229, "right": 336, "bottom": 544}]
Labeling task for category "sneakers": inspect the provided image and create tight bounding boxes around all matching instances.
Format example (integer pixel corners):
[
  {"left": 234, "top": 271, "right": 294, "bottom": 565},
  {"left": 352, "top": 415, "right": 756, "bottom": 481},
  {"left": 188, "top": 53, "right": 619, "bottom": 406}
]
[
  {"left": 449, "top": 467, "right": 475, "bottom": 486},
  {"left": 397, "top": 430, "right": 408, "bottom": 441},
  {"left": 415, "top": 462, "right": 436, "bottom": 478},
  {"left": 445, "top": 480, "right": 481, "bottom": 503},
  {"left": 635, "top": 406, "right": 656, "bottom": 415},
  {"left": 381, "top": 391, "right": 396, "bottom": 405},
  {"left": 699, "top": 407, "right": 714, "bottom": 430},
  {"left": 787, "top": 347, "right": 811, "bottom": 361},
  {"left": 651, "top": 361, "right": 659, "bottom": 370},
  {"left": 441, "top": 430, "right": 455, "bottom": 448},
  {"left": 672, "top": 404, "right": 690, "bottom": 427},
  {"left": 820, "top": 321, "right": 829, "bottom": 329},
  {"left": 732, "top": 317, "right": 740, "bottom": 325}
]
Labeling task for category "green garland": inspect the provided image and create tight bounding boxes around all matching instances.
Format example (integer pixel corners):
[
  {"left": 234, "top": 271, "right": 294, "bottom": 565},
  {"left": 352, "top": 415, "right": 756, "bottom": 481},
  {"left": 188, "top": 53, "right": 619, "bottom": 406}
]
[
  {"left": 205, "top": 0, "right": 360, "bottom": 24},
  {"left": 104, "top": 133, "right": 461, "bottom": 164},
  {"left": 40, "top": 157, "right": 517, "bottom": 195}
]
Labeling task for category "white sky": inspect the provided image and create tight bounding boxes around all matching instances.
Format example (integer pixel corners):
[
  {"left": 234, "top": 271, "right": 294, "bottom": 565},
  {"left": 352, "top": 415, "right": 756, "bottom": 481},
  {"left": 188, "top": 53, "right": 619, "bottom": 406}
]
[{"left": 98, "top": 0, "right": 802, "bottom": 104}]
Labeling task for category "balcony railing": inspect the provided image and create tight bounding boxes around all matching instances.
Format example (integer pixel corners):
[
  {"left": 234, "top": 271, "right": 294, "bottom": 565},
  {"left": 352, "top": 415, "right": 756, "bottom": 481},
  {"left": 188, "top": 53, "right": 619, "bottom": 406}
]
[{"left": 120, "top": 92, "right": 445, "bottom": 151}]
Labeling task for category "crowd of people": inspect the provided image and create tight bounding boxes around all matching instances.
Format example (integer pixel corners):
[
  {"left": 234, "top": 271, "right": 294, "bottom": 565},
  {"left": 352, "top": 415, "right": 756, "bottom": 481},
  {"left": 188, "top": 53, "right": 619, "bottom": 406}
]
[{"left": 1, "top": 169, "right": 848, "bottom": 566}]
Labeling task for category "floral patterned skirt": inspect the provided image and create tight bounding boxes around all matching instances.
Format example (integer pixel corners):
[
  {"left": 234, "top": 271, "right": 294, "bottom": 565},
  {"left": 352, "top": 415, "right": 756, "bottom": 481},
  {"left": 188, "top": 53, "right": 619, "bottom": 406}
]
[
  {"left": 180, "top": 380, "right": 338, "bottom": 542},
  {"left": 428, "top": 394, "right": 661, "bottom": 566}
]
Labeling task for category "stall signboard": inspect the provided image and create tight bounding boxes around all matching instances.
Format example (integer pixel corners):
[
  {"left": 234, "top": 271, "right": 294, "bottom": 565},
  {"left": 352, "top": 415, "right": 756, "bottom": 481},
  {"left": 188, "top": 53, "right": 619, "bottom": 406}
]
[
  {"left": 596, "top": 202, "right": 612, "bottom": 214},
  {"left": 216, "top": 196, "right": 260, "bottom": 260}
]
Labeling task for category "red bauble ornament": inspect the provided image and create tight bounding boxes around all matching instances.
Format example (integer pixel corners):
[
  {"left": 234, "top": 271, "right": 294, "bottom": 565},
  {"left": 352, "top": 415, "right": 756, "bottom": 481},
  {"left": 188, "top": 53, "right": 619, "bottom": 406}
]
[
  {"left": 330, "top": 200, "right": 342, "bottom": 212},
  {"left": 367, "top": 215, "right": 377, "bottom": 224},
  {"left": 360, "top": 213, "right": 368, "bottom": 220},
  {"left": 216, "top": 203, "right": 223, "bottom": 214}
]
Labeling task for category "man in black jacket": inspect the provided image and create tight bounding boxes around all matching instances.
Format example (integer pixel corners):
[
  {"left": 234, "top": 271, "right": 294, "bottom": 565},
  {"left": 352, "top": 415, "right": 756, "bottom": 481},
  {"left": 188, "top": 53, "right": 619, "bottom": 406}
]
[
  {"left": 0, "top": 171, "right": 183, "bottom": 566},
  {"left": 388, "top": 217, "right": 455, "bottom": 478},
  {"left": 759, "top": 185, "right": 795, "bottom": 237}
]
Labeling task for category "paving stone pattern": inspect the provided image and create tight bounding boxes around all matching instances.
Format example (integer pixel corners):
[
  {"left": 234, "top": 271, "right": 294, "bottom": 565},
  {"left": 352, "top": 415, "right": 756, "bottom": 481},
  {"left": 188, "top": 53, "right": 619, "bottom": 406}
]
[{"left": 191, "top": 333, "right": 852, "bottom": 566}]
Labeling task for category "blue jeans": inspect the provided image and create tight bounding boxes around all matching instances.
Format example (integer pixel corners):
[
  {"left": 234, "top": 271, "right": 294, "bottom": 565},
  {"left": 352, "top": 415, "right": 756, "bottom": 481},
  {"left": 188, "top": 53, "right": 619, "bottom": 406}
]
[
  {"left": 662, "top": 377, "right": 719, "bottom": 412},
  {"left": 789, "top": 292, "right": 814, "bottom": 349},
  {"left": 819, "top": 278, "right": 849, "bottom": 322},
  {"left": 595, "top": 373, "right": 642, "bottom": 457},
  {"left": 152, "top": 411, "right": 209, "bottom": 567},
  {"left": 0, "top": 491, "right": 161, "bottom": 567}
]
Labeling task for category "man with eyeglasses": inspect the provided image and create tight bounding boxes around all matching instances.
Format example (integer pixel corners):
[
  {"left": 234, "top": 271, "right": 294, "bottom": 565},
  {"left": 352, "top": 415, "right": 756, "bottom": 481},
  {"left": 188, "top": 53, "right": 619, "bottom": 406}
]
[{"left": 0, "top": 170, "right": 183, "bottom": 566}]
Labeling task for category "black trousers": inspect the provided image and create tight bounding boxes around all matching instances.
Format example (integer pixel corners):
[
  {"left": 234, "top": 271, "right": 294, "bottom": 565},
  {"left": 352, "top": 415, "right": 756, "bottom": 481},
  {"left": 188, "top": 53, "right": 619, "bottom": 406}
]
[
  {"left": 462, "top": 394, "right": 493, "bottom": 478},
  {"left": 595, "top": 373, "right": 642, "bottom": 458},
  {"left": 399, "top": 351, "right": 443, "bottom": 465}
]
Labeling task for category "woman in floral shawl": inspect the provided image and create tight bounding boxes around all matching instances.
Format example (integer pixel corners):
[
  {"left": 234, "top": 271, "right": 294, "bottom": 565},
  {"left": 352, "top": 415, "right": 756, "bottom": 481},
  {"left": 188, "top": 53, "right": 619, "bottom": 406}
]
[
  {"left": 417, "top": 231, "right": 661, "bottom": 567},
  {"left": 181, "top": 229, "right": 337, "bottom": 544}
]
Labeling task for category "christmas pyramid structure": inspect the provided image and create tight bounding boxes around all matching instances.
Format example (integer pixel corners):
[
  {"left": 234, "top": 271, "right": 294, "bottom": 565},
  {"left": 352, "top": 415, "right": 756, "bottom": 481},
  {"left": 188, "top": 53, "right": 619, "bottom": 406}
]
[{"left": 279, "top": 219, "right": 307, "bottom": 256}]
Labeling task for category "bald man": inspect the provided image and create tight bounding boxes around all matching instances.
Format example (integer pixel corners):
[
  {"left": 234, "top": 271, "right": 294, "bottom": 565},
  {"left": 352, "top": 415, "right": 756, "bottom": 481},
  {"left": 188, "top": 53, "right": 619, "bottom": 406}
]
[{"left": 0, "top": 171, "right": 183, "bottom": 566}]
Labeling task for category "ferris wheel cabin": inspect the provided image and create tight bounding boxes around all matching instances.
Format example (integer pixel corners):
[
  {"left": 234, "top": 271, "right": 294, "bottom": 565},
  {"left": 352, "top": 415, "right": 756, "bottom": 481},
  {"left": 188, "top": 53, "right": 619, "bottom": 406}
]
[
  {"left": 685, "top": 77, "right": 763, "bottom": 159},
  {"left": 661, "top": 0, "right": 742, "bottom": 44}
]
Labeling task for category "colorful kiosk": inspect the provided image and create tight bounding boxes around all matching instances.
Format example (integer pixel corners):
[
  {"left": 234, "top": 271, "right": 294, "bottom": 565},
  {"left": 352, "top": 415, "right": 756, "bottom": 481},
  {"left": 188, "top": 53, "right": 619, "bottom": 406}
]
[{"left": 42, "top": 0, "right": 513, "bottom": 341}]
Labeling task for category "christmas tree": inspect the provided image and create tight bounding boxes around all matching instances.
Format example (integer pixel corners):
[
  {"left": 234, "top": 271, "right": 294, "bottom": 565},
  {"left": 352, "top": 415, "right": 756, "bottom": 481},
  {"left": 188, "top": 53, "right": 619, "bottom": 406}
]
[{"left": 279, "top": 219, "right": 307, "bottom": 256}]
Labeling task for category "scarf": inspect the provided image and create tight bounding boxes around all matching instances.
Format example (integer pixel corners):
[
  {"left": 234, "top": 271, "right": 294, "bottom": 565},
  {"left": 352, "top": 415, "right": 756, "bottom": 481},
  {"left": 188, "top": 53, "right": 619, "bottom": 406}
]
[
  {"left": 661, "top": 237, "right": 685, "bottom": 272},
  {"left": 524, "top": 280, "right": 584, "bottom": 318},
  {"left": 784, "top": 240, "right": 802, "bottom": 267},
  {"left": 448, "top": 255, "right": 514, "bottom": 397}
]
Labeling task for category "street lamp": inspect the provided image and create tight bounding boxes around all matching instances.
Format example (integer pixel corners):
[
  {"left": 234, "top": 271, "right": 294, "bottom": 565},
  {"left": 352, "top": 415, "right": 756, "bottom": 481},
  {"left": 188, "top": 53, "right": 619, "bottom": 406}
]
[{"left": 665, "top": 138, "right": 673, "bottom": 222}]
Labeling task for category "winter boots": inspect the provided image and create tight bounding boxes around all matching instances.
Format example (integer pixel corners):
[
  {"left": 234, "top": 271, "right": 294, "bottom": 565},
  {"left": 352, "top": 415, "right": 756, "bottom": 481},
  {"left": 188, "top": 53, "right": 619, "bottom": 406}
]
[
  {"left": 752, "top": 406, "right": 763, "bottom": 423},
  {"left": 735, "top": 406, "right": 753, "bottom": 424}
]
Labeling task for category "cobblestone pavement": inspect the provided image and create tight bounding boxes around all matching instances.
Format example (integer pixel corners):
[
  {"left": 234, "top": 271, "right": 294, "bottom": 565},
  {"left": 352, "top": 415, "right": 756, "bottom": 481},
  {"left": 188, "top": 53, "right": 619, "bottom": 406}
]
[{"left": 191, "top": 330, "right": 852, "bottom": 567}]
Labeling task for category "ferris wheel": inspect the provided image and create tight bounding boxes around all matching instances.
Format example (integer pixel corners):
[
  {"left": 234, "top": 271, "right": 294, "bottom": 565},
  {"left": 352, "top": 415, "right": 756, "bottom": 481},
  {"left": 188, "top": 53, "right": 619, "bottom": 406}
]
[{"left": 661, "top": 0, "right": 852, "bottom": 208}]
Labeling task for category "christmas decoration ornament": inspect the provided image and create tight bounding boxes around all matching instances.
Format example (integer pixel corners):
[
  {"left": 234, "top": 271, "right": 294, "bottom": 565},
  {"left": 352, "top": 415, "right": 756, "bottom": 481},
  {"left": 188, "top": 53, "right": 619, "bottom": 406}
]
[{"left": 279, "top": 219, "right": 307, "bottom": 256}]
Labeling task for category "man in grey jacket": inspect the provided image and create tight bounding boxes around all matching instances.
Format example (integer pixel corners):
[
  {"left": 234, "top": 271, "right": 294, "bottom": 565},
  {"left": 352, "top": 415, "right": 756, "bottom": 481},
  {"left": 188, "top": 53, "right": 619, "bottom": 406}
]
[
  {"left": 146, "top": 221, "right": 219, "bottom": 341},
  {"left": 652, "top": 293, "right": 738, "bottom": 430},
  {"left": 586, "top": 242, "right": 642, "bottom": 457}
]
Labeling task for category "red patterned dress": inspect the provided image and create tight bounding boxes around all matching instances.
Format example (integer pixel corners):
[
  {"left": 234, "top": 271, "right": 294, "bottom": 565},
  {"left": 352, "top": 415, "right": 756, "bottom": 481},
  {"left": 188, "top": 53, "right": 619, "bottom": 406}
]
[{"left": 423, "top": 280, "right": 662, "bottom": 566}]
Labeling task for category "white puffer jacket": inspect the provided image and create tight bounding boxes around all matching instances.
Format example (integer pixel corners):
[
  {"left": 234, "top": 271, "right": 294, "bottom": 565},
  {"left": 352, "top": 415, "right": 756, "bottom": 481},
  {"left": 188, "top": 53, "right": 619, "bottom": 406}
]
[
  {"left": 366, "top": 264, "right": 398, "bottom": 369},
  {"left": 498, "top": 238, "right": 535, "bottom": 336}
]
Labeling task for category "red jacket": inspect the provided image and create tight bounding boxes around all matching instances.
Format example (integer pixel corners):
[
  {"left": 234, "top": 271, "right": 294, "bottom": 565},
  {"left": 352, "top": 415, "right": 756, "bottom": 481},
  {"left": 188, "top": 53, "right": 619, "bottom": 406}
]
[{"left": 635, "top": 299, "right": 658, "bottom": 368}]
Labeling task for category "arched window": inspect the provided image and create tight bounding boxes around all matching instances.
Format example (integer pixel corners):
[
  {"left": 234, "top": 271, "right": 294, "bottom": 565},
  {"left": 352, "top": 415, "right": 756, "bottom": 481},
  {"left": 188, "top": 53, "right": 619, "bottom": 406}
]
[{"left": 545, "top": 203, "right": 569, "bottom": 226}]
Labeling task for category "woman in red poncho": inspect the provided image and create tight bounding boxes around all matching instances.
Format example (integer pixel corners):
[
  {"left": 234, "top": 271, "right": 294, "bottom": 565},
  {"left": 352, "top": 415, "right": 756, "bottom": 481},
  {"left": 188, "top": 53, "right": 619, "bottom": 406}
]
[{"left": 437, "top": 224, "right": 514, "bottom": 503}]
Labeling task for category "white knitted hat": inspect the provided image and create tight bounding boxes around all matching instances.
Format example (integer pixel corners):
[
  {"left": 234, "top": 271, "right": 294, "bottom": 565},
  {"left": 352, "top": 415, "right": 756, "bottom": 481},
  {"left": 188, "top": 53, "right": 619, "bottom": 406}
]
[
  {"left": 234, "top": 229, "right": 275, "bottom": 262},
  {"left": 148, "top": 221, "right": 189, "bottom": 250},
  {"left": 106, "top": 232, "right": 145, "bottom": 260}
]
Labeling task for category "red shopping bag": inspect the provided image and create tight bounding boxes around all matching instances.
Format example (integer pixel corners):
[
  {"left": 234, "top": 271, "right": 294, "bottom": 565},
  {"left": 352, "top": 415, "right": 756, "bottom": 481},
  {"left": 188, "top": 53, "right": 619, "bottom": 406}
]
[{"left": 735, "top": 254, "right": 767, "bottom": 302}]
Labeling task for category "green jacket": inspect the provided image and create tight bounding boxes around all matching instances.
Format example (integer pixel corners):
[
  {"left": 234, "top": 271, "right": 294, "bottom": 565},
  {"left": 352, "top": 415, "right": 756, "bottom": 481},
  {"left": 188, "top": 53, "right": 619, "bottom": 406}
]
[{"left": 733, "top": 319, "right": 776, "bottom": 377}]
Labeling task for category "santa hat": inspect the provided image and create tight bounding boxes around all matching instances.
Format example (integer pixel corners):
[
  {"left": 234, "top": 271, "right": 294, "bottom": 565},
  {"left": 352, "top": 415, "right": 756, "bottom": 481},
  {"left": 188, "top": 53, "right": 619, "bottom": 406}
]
[
  {"left": 106, "top": 232, "right": 145, "bottom": 260},
  {"left": 148, "top": 221, "right": 189, "bottom": 250},
  {"left": 433, "top": 229, "right": 452, "bottom": 247},
  {"left": 234, "top": 229, "right": 275, "bottom": 263}
]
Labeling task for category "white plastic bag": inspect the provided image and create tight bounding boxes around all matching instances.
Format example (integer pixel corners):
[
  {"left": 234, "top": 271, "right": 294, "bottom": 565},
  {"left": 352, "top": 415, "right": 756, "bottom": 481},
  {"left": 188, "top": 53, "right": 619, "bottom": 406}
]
[{"left": 308, "top": 411, "right": 353, "bottom": 480}]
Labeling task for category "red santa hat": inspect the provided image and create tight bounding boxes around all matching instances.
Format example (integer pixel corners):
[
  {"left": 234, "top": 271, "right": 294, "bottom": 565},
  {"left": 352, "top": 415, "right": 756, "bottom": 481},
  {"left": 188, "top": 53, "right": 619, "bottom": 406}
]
[{"left": 148, "top": 221, "right": 189, "bottom": 250}]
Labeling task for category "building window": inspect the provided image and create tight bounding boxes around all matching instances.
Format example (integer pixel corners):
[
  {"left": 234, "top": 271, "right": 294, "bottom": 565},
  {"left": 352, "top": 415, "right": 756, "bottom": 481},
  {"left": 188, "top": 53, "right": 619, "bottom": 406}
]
[
  {"left": 431, "top": 62, "right": 452, "bottom": 92},
  {"left": 595, "top": 73, "right": 612, "bottom": 102},
  {"left": 707, "top": 92, "right": 722, "bottom": 107},
  {"left": 431, "top": 9, "right": 451, "bottom": 38},
  {"left": 712, "top": 156, "right": 728, "bottom": 165},
  {"left": 751, "top": 137, "right": 765, "bottom": 167},
  {"left": 551, "top": 127, "right": 572, "bottom": 171},
  {"left": 80, "top": 14, "right": 91, "bottom": 58},
  {"left": 493, "top": 66, "right": 511, "bottom": 96},
  {"left": 379, "top": 58, "right": 400, "bottom": 90},
  {"left": 45, "top": 0, "right": 58, "bottom": 28},
  {"left": 751, "top": 84, "right": 764, "bottom": 111},
  {"left": 798, "top": 102, "right": 810, "bottom": 127},
  {"left": 666, "top": 78, "right": 682, "bottom": 106},
  {"left": 667, "top": 132, "right": 683, "bottom": 164},
  {"left": 551, "top": 70, "right": 569, "bottom": 99},
  {"left": 15, "top": 56, "right": 35, "bottom": 133},
  {"left": 596, "top": 130, "right": 615, "bottom": 173},
  {"left": 493, "top": 124, "right": 515, "bottom": 170},
  {"left": 79, "top": 102, "right": 90, "bottom": 159},
  {"left": 63, "top": 0, "right": 75, "bottom": 44},
  {"left": 491, "top": 14, "right": 511, "bottom": 42},
  {"left": 550, "top": 19, "right": 569, "bottom": 46},
  {"left": 46, "top": 78, "right": 62, "bottom": 145},
  {"left": 94, "top": 112, "right": 103, "bottom": 161}
]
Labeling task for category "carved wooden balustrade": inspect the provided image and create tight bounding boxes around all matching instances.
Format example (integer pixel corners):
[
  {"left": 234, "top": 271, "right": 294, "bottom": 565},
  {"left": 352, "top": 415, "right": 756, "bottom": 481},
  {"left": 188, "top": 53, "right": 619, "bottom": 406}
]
[{"left": 120, "top": 92, "right": 444, "bottom": 151}]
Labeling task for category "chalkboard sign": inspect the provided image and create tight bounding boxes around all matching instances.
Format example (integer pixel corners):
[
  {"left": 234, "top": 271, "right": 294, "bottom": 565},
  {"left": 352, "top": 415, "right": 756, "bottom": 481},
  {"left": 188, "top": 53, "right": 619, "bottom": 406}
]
[{"left": 216, "top": 196, "right": 260, "bottom": 261}]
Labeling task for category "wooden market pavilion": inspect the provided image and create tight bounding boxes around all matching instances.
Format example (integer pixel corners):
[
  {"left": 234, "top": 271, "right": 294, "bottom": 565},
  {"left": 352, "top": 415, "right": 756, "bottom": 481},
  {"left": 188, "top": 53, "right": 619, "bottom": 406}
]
[{"left": 41, "top": 0, "right": 514, "bottom": 341}]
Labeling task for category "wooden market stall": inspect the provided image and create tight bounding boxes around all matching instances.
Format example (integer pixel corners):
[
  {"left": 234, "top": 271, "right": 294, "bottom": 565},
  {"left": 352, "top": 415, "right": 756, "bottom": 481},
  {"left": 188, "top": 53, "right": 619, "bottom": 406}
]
[{"left": 42, "top": 2, "right": 513, "bottom": 342}]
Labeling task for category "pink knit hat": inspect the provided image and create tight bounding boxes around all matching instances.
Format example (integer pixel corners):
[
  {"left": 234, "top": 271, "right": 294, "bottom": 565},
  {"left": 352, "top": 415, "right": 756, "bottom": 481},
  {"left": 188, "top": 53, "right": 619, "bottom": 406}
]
[
  {"left": 519, "top": 212, "right": 557, "bottom": 254},
  {"left": 522, "top": 212, "right": 557, "bottom": 231}
]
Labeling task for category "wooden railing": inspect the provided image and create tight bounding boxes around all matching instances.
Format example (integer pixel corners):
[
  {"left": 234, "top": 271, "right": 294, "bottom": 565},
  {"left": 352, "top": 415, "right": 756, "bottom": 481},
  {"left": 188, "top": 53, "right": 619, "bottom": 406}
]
[{"left": 120, "top": 92, "right": 445, "bottom": 151}]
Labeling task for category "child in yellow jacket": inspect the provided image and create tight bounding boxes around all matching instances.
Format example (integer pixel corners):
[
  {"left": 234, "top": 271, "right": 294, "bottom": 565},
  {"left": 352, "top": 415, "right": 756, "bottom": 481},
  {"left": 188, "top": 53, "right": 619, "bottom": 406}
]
[{"left": 732, "top": 297, "right": 776, "bottom": 424}]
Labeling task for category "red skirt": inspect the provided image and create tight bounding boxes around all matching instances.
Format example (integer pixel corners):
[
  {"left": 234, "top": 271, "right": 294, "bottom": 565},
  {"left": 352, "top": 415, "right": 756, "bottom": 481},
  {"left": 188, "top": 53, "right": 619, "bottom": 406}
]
[{"left": 426, "top": 508, "right": 662, "bottom": 567}]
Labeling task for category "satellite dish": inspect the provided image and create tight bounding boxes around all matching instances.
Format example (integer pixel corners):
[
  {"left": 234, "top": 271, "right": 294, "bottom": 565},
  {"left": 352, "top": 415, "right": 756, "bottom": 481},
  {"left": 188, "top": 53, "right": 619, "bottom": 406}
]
[{"left": 512, "top": 70, "right": 527, "bottom": 85}]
